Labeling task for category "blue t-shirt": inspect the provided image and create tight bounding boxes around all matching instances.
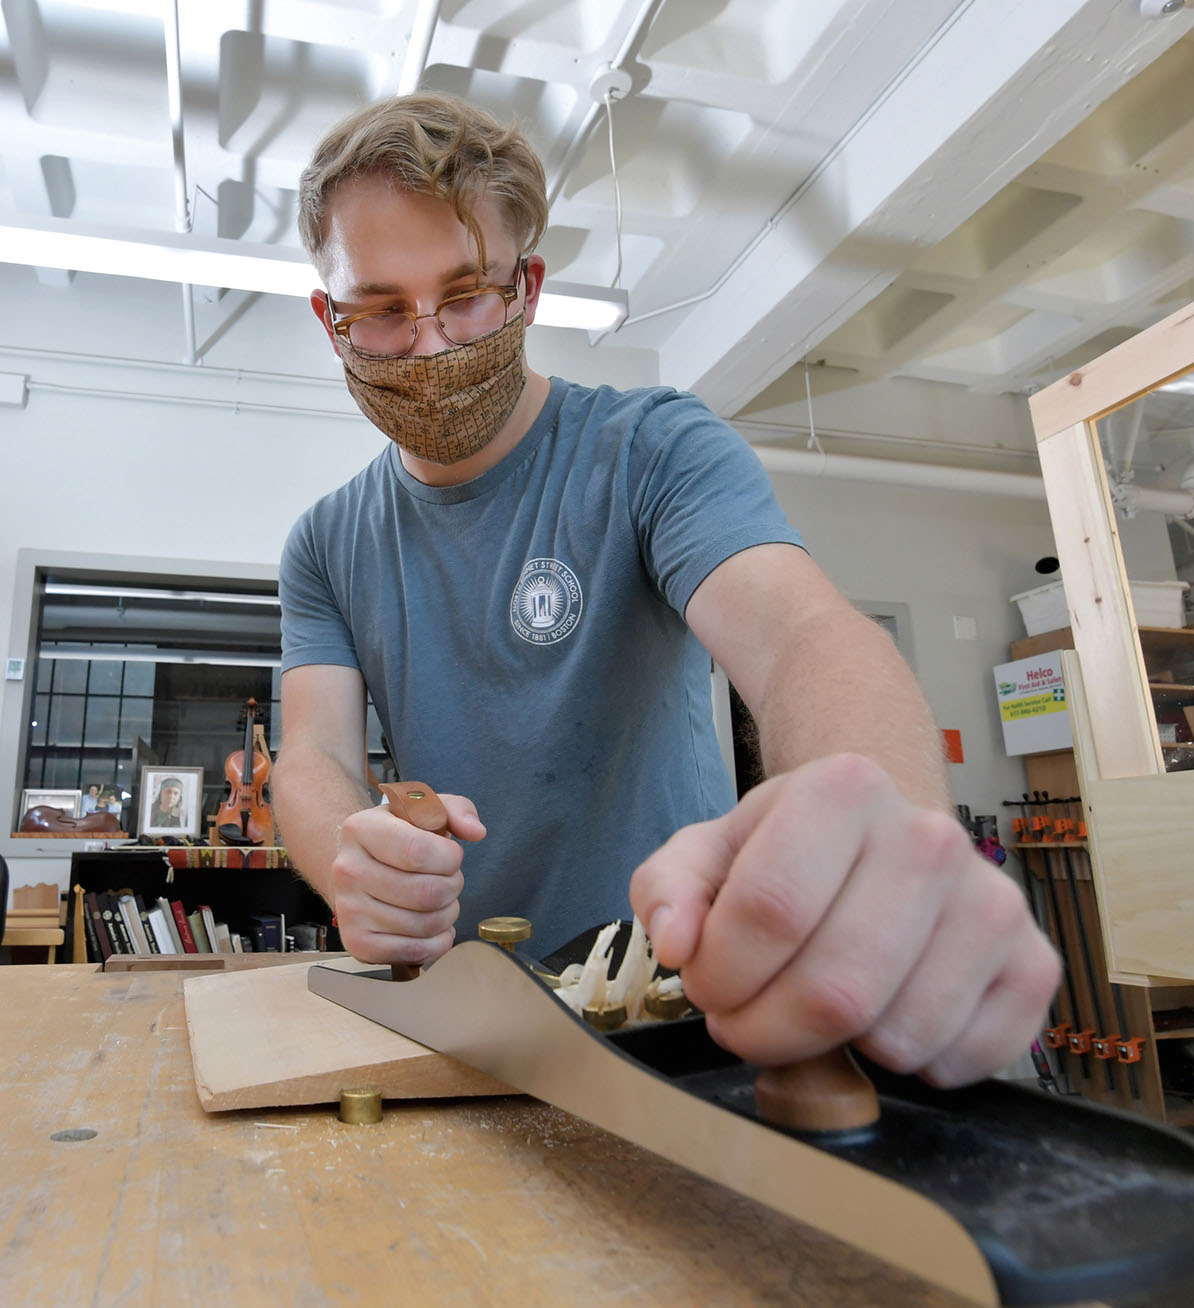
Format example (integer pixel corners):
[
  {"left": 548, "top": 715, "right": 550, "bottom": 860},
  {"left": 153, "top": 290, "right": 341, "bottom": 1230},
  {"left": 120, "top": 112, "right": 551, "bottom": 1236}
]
[{"left": 280, "top": 378, "right": 805, "bottom": 952}]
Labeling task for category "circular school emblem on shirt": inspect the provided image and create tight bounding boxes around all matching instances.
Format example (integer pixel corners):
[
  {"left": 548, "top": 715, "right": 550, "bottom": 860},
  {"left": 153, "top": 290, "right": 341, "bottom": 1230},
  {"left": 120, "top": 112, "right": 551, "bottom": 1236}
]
[{"left": 510, "top": 558, "right": 583, "bottom": 645}]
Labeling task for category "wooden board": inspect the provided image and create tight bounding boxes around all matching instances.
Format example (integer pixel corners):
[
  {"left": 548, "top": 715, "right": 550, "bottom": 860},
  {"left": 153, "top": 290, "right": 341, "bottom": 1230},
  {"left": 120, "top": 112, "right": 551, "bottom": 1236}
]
[
  {"left": 3, "top": 890, "right": 65, "bottom": 960},
  {"left": 1028, "top": 299, "right": 1194, "bottom": 440},
  {"left": 0, "top": 927, "right": 64, "bottom": 946},
  {"left": 1075, "top": 772, "right": 1194, "bottom": 982},
  {"left": 183, "top": 958, "right": 513, "bottom": 1110},
  {"left": 106, "top": 950, "right": 342, "bottom": 973},
  {"left": 1034, "top": 419, "right": 1163, "bottom": 781},
  {"left": 10, "top": 830, "right": 129, "bottom": 838},
  {"left": 0, "top": 965, "right": 981, "bottom": 1307},
  {"left": 1065, "top": 649, "right": 1194, "bottom": 985}
]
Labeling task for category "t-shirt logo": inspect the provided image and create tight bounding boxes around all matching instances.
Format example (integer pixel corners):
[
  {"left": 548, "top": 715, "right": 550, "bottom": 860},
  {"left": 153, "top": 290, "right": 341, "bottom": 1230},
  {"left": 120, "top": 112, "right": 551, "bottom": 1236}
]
[{"left": 511, "top": 558, "right": 583, "bottom": 645}]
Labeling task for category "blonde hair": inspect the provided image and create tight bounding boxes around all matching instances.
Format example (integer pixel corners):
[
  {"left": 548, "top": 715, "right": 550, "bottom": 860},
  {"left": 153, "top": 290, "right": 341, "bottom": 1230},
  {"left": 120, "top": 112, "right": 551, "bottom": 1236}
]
[{"left": 298, "top": 92, "right": 548, "bottom": 274}]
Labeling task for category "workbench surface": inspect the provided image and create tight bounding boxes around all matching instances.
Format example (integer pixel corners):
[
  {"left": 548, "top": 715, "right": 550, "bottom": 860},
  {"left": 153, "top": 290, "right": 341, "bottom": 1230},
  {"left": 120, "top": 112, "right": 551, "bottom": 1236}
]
[{"left": 0, "top": 965, "right": 972, "bottom": 1306}]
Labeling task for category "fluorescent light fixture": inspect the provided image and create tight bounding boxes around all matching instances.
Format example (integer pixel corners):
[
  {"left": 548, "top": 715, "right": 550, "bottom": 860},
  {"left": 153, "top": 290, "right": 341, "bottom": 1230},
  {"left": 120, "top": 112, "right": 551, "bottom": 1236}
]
[
  {"left": 44, "top": 583, "right": 280, "bottom": 606},
  {"left": 0, "top": 218, "right": 314, "bottom": 297},
  {"left": 1, "top": 216, "right": 629, "bottom": 332},
  {"left": 535, "top": 281, "right": 629, "bottom": 332}
]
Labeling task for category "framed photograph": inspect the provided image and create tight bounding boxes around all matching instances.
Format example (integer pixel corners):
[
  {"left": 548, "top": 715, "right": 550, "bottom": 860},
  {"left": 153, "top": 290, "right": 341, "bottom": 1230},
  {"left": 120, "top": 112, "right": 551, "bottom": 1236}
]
[
  {"left": 19, "top": 788, "right": 82, "bottom": 823},
  {"left": 138, "top": 766, "right": 204, "bottom": 838}
]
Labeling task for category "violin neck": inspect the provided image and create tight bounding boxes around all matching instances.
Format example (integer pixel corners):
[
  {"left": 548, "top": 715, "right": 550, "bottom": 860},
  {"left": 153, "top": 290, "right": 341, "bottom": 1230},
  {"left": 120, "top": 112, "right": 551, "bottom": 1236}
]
[{"left": 242, "top": 700, "right": 256, "bottom": 777}]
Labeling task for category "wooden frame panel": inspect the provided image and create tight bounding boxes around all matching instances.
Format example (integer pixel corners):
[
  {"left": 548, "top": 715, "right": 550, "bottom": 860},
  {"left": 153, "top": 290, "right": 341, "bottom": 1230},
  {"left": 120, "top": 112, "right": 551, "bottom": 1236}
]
[
  {"left": 1028, "top": 303, "right": 1194, "bottom": 984},
  {"left": 1077, "top": 771, "right": 1194, "bottom": 980},
  {"left": 1064, "top": 648, "right": 1194, "bottom": 985},
  {"left": 1033, "top": 420, "right": 1163, "bottom": 780},
  {"left": 1030, "top": 300, "right": 1194, "bottom": 441},
  {"left": 1028, "top": 301, "right": 1194, "bottom": 782}
]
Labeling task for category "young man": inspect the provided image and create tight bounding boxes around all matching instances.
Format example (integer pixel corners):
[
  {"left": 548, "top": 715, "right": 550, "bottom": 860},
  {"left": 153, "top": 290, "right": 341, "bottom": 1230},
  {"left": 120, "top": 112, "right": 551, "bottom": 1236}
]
[
  {"left": 149, "top": 777, "right": 185, "bottom": 828},
  {"left": 274, "top": 93, "right": 1058, "bottom": 1087}
]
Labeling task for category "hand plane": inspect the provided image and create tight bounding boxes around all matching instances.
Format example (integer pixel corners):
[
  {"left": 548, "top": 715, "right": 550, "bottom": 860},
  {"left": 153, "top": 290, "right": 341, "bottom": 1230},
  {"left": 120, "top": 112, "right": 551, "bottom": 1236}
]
[{"left": 310, "top": 917, "right": 1194, "bottom": 1308}]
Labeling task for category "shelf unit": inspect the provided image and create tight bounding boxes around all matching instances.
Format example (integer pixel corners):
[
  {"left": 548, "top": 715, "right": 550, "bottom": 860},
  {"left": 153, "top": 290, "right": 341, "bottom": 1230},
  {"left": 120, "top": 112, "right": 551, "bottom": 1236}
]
[
  {"left": 66, "top": 848, "right": 337, "bottom": 964},
  {"left": 1022, "top": 298, "right": 1194, "bottom": 1130},
  {"left": 1010, "top": 624, "right": 1194, "bottom": 1125}
]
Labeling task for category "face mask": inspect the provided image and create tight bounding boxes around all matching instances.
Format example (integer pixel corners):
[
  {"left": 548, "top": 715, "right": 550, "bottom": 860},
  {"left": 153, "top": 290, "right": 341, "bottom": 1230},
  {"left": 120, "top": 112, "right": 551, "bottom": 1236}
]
[{"left": 339, "top": 312, "right": 527, "bottom": 465}]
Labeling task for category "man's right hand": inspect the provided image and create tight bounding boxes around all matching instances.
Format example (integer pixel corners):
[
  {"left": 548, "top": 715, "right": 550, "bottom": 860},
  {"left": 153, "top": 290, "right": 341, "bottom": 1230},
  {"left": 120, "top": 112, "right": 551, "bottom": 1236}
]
[{"left": 329, "top": 794, "right": 486, "bottom": 966}]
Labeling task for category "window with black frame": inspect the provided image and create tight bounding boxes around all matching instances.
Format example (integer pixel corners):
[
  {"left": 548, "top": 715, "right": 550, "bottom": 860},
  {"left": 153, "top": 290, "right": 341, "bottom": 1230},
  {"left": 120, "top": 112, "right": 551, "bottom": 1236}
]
[{"left": 18, "top": 572, "right": 396, "bottom": 839}]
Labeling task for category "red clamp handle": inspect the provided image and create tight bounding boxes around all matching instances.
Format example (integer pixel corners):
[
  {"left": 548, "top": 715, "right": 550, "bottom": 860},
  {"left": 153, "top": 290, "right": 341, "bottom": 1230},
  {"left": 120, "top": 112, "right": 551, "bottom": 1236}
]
[
  {"left": 1044, "top": 1023, "right": 1071, "bottom": 1050},
  {"left": 1092, "top": 1033, "right": 1122, "bottom": 1060},
  {"left": 1116, "top": 1037, "right": 1146, "bottom": 1065},
  {"left": 1067, "top": 1028, "right": 1096, "bottom": 1055}
]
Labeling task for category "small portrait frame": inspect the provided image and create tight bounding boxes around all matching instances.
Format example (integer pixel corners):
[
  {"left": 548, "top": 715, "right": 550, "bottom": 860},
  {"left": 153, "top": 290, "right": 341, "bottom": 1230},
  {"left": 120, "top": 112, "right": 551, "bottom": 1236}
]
[
  {"left": 138, "top": 766, "right": 204, "bottom": 838},
  {"left": 19, "top": 788, "right": 83, "bottom": 824}
]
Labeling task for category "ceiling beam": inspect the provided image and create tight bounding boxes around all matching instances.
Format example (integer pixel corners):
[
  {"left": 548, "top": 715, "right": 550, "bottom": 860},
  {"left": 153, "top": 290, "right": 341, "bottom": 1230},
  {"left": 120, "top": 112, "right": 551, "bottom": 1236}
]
[{"left": 654, "top": 0, "right": 1194, "bottom": 417}]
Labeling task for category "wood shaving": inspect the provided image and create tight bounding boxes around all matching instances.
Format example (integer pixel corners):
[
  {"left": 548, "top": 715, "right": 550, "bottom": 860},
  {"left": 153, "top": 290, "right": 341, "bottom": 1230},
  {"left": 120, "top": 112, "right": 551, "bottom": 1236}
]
[
  {"left": 607, "top": 915, "right": 655, "bottom": 1019},
  {"left": 554, "top": 916, "right": 663, "bottom": 1023}
]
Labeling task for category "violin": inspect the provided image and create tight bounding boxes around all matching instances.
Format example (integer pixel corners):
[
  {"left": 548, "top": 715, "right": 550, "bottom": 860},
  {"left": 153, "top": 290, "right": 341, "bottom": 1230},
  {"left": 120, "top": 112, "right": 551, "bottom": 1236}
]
[{"left": 215, "top": 697, "right": 273, "bottom": 846}]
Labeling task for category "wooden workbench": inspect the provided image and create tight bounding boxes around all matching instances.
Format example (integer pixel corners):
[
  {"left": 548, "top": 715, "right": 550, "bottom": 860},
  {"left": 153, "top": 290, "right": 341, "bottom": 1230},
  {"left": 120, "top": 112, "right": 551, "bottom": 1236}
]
[{"left": 0, "top": 965, "right": 973, "bottom": 1307}]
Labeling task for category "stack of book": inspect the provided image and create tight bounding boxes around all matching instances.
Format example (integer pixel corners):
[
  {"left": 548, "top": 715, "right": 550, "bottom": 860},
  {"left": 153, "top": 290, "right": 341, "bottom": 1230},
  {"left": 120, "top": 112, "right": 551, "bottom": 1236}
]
[{"left": 80, "top": 889, "right": 330, "bottom": 963}]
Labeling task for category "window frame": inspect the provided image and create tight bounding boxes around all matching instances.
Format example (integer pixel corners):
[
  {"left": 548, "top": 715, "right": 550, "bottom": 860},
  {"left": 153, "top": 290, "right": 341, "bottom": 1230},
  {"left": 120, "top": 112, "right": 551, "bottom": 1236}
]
[{"left": 1, "top": 548, "right": 279, "bottom": 859}]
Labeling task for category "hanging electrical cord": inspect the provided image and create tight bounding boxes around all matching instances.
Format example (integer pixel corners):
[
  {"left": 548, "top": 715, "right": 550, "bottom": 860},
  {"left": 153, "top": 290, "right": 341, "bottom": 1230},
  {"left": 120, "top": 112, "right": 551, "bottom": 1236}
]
[
  {"left": 586, "top": 63, "right": 634, "bottom": 346},
  {"left": 805, "top": 366, "right": 826, "bottom": 463},
  {"left": 546, "top": 0, "right": 664, "bottom": 208},
  {"left": 795, "top": 361, "right": 826, "bottom": 478}
]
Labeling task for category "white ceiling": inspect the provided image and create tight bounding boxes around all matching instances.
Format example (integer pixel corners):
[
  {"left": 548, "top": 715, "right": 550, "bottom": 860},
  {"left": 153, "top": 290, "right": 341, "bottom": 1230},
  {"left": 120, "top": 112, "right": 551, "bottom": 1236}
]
[{"left": 4, "top": 0, "right": 1194, "bottom": 497}]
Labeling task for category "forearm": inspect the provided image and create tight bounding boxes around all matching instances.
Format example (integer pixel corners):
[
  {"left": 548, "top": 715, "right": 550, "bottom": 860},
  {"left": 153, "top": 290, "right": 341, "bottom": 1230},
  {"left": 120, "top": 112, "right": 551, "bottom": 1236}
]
[
  {"left": 272, "top": 743, "right": 373, "bottom": 904},
  {"left": 755, "top": 611, "right": 951, "bottom": 814}
]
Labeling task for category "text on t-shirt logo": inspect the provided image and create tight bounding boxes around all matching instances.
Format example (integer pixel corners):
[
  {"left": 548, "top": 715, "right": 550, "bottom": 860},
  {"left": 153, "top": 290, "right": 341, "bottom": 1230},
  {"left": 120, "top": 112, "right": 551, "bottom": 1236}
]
[{"left": 510, "top": 558, "right": 583, "bottom": 645}]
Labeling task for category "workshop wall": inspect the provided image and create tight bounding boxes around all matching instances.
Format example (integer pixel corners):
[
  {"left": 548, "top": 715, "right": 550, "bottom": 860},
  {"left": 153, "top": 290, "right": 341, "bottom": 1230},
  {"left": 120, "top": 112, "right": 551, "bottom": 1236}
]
[
  {"left": 766, "top": 469, "right": 1175, "bottom": 833},
  {"left": 0, "top": 264, "right": 1179, "bottom": 899}
]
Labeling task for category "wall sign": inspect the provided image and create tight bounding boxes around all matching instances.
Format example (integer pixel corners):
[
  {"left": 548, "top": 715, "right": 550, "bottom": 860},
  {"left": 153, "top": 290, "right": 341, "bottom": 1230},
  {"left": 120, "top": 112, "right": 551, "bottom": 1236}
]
[{"left": 993, "top": 651, "right": 1072, "bottom": 756}]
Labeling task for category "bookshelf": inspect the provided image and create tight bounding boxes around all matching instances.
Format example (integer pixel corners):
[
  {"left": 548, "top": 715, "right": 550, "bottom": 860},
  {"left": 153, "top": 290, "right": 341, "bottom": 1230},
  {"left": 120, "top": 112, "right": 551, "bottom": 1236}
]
[{"left": 67, "top": 848, "right": 337, "bottom": 963}]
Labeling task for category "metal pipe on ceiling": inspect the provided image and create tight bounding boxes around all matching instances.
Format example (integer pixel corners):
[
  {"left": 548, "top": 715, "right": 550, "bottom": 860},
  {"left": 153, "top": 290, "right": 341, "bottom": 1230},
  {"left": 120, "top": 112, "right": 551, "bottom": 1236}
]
[
  {"left": 752, "top": 442, "right": 1194, "bottom": 516},
  {"left": 24, "top": 378, "right": 356, "bottom": 422},
  {"left": 179, "top": 284, "right": 197, "bottom": 366},
  {"left": 545, "top": 0, "right": 666, "bottom": 209},
  {"left": 164, "top": 0, "right": 189, "bottom": 233},
  {"left": 0, "top": 342, "right": 341, "bottom": 389},
  {"left": 164, "top": 0, "right": 197, "bottom": 366},
  {"left": 1118, "top": 405, "right": 1146, "bottom": 480},
  {"left": 398, "top": 0, "right": 443, "bottom": 95}
]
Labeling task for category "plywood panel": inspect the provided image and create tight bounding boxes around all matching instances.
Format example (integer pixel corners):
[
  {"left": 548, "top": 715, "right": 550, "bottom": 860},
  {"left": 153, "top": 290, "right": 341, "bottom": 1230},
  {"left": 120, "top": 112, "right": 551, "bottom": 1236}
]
[
  {"left": 1078, "top": 773, "right": 1194, "bottom": 981},
  {"left": 1065, "top": 650, "right": 1194, "bottom": 988},
  {"left": 106, "top": 950, "right": 339, "bottom": 973},
  {"left": 184, "top": 959, "right": 513, "bottom": 1110}
]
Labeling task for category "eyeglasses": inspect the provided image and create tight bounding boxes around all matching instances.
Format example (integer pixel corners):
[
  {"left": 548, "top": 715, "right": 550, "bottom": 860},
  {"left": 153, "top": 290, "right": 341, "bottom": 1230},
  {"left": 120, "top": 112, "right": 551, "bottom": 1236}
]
[{"left": 327, "top": 259, "right": 527, "bottom": 358}]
